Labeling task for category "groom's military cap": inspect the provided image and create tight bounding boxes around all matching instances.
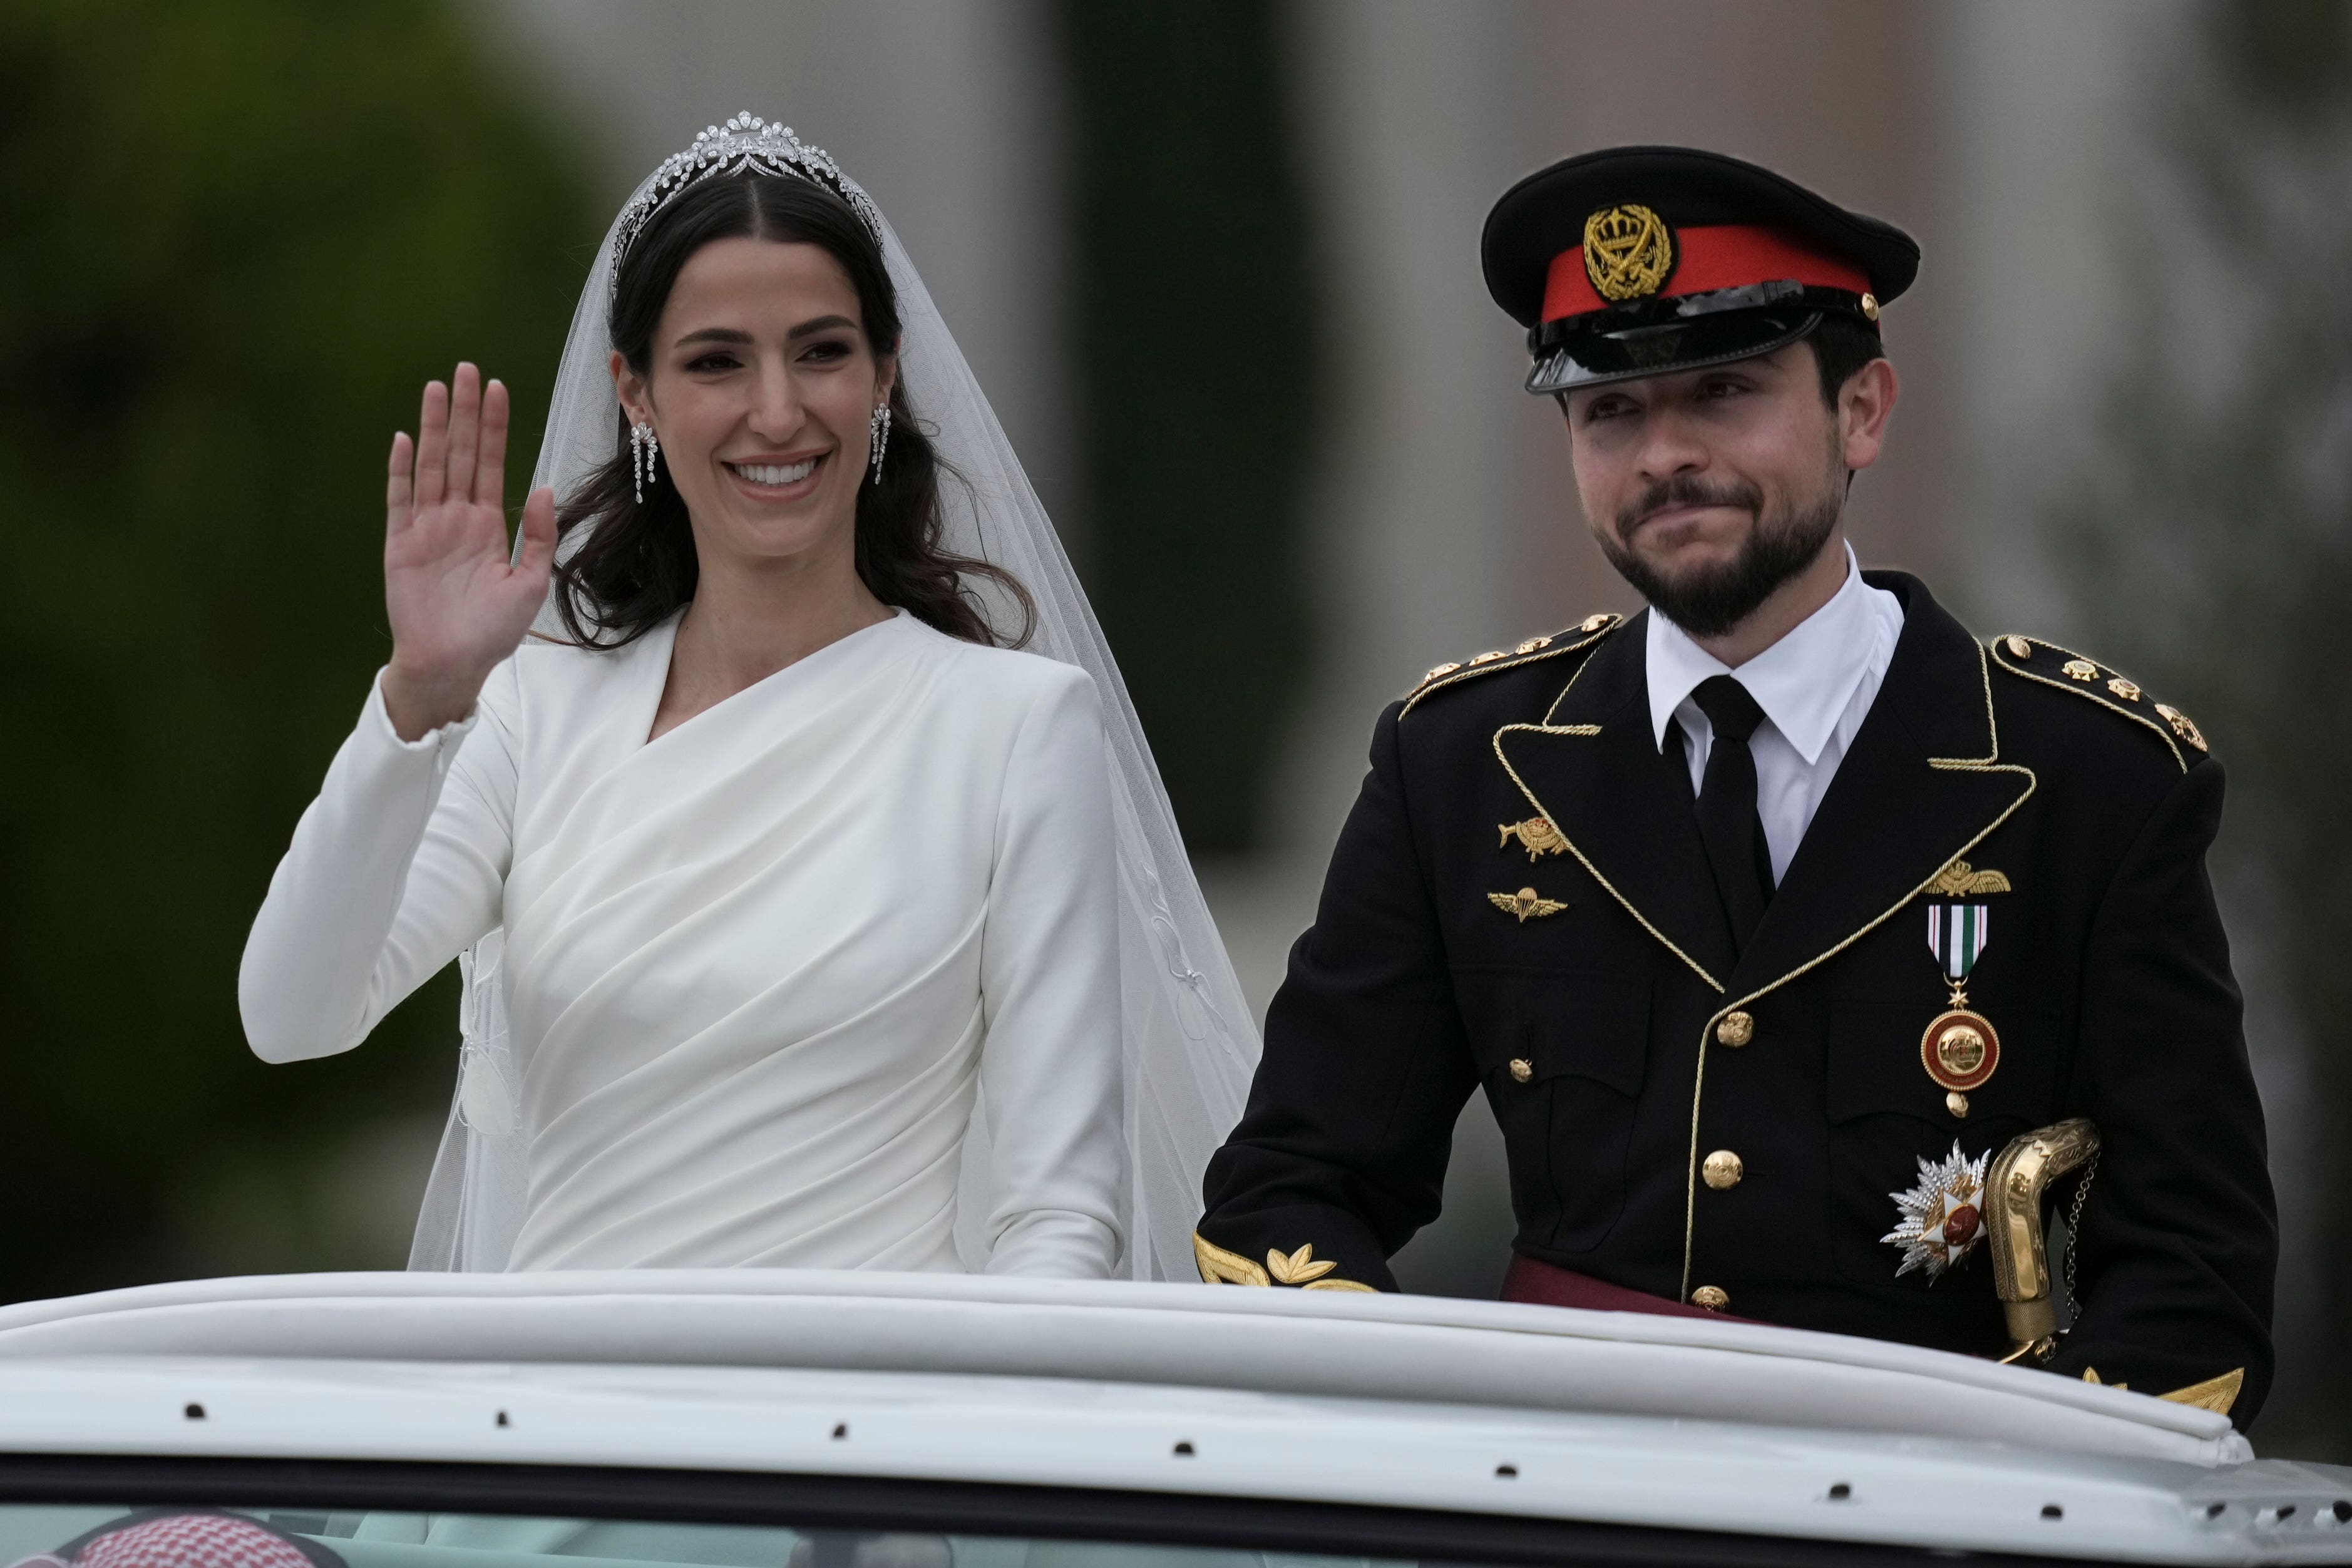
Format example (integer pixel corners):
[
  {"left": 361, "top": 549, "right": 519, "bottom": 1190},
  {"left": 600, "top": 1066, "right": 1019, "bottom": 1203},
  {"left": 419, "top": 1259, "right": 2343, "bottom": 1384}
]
[{"left": 1481, "top": 145, "right": 1920, "bottom": 394}]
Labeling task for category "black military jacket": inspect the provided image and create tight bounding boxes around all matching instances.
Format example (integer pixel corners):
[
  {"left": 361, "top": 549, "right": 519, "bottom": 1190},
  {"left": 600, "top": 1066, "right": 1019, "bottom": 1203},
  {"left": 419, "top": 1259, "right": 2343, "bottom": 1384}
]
[{"left": 1198, "top": 573, "right": 2277, "bottom": 1427}]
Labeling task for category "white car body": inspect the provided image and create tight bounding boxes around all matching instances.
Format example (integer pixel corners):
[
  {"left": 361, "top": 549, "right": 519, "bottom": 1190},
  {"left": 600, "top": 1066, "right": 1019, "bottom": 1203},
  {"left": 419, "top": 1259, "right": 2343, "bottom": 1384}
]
[{"left": 0, "top": 1272, "right": 2343, "bottom": 1566}]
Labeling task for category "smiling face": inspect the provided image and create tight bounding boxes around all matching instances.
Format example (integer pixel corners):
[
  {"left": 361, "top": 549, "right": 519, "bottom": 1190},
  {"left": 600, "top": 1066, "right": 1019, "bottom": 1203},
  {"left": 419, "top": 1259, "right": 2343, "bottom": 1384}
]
[
  {"left": 612, "top": 236, "right": 895, "bottom": 581},
  {"left": 1561, "top": 339, "right": 1892, "bottom": 637}
]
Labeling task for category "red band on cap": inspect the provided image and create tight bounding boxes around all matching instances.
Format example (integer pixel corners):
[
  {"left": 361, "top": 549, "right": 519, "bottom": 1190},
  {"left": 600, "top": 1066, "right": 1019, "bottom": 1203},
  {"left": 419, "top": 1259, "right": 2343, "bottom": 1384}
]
[{"left": 1543, "top": 224, "right": 1870, "bottom": 323}]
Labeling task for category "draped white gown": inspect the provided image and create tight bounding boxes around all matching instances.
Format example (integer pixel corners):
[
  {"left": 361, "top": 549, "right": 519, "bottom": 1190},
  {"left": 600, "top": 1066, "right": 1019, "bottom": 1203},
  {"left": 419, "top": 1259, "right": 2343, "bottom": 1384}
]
[{"left": 239, "top": 610, "right": 1124, "bottom": 1277}]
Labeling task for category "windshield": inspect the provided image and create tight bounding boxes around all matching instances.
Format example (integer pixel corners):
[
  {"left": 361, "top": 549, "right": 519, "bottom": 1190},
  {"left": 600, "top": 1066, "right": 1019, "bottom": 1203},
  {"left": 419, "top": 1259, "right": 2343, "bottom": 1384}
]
[
  {"left": 1, "top": 1509, "right": 1401, "bottom": 1568},
  {"left": 0, "top": 1467, "right": 2115, "bottom": 1568}
]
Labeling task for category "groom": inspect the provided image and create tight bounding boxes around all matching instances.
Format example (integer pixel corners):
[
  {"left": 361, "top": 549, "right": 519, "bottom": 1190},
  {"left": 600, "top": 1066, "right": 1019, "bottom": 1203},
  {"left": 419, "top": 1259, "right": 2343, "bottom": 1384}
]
[{"left": 1194, "top": 146, "right": 2277, "bottom": 1426}]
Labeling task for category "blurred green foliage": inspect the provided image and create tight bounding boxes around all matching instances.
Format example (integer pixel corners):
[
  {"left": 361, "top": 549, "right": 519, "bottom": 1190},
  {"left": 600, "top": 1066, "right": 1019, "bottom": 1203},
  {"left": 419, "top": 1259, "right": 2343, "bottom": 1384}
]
[
  {"left": 1055, "top": 1, "right": 1323, "bottom": 855},
  {"left": 2046, "top": 0, "right": 2352, "bottom": 1452},
  {"left": 0, "top": 0, "right": 595, "bottom": 1296}
]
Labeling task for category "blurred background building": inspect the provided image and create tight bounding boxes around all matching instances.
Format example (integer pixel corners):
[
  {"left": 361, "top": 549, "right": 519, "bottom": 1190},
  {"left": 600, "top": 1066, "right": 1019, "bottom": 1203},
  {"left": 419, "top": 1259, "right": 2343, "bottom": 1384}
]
[{"left": 4, "top": 0, "right": 2346, "bottom": 1453}]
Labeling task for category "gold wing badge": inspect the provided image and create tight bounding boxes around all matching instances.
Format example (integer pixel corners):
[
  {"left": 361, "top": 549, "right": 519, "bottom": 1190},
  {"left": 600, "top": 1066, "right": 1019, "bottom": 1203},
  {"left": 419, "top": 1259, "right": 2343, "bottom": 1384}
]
[
  {"left": 1928, "top": 859, "right": 2011, "bottom": 897},
  {"left": 1489, "top": 887, "right": 1567, "bottom": 923}
]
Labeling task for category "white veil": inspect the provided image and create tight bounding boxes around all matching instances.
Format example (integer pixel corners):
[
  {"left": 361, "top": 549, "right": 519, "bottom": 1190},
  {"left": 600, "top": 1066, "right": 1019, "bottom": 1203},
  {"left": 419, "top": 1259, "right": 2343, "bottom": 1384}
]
[{"left": 407, "top": 116, "right": 1258, "bottom": 1282}]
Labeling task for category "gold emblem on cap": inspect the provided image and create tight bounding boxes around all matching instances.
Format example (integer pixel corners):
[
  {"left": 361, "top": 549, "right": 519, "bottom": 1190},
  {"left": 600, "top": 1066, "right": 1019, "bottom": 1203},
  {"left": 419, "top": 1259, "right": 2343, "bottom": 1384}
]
[
  {"left": 1861, "top": 292, "right": 1881, "bottom": 322},
  {"left": 1582, "top": 204, "right": 1675, "bottom": 301}
]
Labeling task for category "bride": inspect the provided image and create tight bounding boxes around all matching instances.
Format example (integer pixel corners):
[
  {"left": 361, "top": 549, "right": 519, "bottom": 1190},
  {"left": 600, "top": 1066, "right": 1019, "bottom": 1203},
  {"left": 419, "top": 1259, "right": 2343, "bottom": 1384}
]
[{"left": 238, "top": 116, "right": 1254, "bottom": 1279}]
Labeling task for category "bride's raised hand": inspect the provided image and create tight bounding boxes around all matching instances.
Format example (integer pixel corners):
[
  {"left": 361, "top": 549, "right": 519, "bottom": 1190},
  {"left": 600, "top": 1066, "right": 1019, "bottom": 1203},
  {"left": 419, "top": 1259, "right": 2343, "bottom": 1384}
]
[{"left": 381, "top": 362, "right": 558, "bottom": 740}]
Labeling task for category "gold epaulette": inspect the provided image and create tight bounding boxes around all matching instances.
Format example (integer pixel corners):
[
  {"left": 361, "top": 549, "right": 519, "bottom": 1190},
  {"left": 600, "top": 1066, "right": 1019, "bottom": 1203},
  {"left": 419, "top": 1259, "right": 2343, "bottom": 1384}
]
[
  {"left": 1990, "top": 635, "right": 2208, "bottom": 771},
  {"left": 1400, "top": 612, "right": 1623, "bottom": 715}
]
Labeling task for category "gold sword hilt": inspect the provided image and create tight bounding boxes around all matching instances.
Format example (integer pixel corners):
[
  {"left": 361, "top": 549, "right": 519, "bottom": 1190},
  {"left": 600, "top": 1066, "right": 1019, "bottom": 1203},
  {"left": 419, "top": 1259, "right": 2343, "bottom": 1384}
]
[{"left": 1988, "top": 1118, "right": 2101, "bottom": 1363}]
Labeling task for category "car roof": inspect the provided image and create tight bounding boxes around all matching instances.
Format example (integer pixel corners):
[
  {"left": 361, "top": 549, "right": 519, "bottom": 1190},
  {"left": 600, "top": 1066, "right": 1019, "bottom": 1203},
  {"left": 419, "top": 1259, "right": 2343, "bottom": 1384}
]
[{"left": 0, "top": 1271, "right": 2343, "bottom": 1564}]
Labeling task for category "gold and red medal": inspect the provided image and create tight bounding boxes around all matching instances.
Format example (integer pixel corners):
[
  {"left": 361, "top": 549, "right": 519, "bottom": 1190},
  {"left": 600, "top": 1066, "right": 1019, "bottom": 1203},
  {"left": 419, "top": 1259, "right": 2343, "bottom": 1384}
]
[
  {"left": 1879, "top": 866, "right": 2011, "bottom": 1278},
  {"left": 1923, "top": 889, "right": 2001, "bottom": 1116}
]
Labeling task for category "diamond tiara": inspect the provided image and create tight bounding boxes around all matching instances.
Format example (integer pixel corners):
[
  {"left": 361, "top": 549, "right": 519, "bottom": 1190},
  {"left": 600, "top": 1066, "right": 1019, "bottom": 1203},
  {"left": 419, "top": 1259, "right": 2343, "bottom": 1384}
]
[{"left": 610, "top": 113, "right": 884, "bottom": 294}]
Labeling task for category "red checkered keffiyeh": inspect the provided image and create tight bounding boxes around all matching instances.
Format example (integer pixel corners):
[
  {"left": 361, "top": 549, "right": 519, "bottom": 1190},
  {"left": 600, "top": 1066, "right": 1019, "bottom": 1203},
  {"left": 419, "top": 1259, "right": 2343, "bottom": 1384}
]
[{"left": 61, "top": 1515, "right": 316, "bottom": 1568}]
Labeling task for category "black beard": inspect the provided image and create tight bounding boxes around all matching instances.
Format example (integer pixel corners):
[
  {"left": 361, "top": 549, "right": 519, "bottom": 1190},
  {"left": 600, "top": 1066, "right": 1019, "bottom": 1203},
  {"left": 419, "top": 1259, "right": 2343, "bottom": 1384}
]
[{"left": 1596, "top": 474, "right": 1842, "bottom": 638}]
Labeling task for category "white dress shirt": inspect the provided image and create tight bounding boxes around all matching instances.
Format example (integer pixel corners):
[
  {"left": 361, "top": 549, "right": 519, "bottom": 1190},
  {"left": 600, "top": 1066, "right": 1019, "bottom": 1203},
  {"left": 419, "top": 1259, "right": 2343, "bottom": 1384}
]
[{"left": 1645, "top": 545, "right": 1904, "bottom": 884}]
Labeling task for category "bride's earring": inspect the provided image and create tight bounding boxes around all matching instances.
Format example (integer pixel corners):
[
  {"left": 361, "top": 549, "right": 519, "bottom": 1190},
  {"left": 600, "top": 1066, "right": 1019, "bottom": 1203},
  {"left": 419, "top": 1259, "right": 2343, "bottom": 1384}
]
[
  {"left": 631, "top": 419, "right": 660, "bottom": 504},
  {"left": 868, "top": 403, "right": 891, "bottom": 486}
]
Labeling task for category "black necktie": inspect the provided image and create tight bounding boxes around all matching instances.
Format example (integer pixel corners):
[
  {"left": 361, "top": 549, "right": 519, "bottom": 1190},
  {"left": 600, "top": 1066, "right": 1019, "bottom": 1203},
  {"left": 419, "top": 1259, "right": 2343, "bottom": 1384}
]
[{"left": 1690, "top": 674, "right": 1775, "bottom": 949}]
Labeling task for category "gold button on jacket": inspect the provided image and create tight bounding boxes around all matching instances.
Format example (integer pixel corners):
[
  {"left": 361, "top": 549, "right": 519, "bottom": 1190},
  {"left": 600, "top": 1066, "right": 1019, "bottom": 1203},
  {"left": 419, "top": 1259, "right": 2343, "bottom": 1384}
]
[
  {"left": 1715, "top": 1010, "right": 1754, "bottom": 1047},
  {"left": 1702, "top": 1149, "right": 1744, "bottom": 1190},
  {"left": 1690, "top": 1285, "right": 1731, "bottom": 1312}
]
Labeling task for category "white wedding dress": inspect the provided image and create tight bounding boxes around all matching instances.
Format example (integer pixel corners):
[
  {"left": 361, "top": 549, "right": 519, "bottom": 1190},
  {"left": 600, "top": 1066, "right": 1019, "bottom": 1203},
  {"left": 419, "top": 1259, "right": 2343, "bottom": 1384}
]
[
  {"left": 236, "top": 116, "right": 1255, "bottom": 1282},
  {"left": 241, "top": 610, "right": 1123, "bottom": 1276}
]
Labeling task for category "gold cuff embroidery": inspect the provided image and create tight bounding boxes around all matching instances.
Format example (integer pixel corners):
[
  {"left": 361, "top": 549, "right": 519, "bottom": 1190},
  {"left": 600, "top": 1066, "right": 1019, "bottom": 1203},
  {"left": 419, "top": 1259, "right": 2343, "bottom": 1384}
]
[
  {"left": 1191, "top": 1232, "right": 1378, "bottom": 1292},
  {"left": 1192, "top": 1231, "right": 1269, "bottom": 1286},
  {"left": 1265, "top": 1242, "right": 1338, "bottom": 1284},
  {"left": 2085, "top": 1365, "right": 2242, "bottom": 1415},
  {"left": 2158, "top": 1366, "right": 2244, "bottom": 1416}
]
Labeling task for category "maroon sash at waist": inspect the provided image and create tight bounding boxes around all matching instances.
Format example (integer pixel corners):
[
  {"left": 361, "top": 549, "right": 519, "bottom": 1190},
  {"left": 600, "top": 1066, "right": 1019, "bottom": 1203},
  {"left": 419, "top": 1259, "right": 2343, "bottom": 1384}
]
[{"left": 1501, "top": 1253, "right": 1759, "bottom": 1322}]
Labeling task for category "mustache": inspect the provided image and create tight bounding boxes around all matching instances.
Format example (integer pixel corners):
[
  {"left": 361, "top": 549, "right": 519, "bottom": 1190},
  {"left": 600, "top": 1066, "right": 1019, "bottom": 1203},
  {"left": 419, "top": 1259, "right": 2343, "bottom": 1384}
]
[{"left": 1616, "top": 474, "right": 1764, "bottom": 536}]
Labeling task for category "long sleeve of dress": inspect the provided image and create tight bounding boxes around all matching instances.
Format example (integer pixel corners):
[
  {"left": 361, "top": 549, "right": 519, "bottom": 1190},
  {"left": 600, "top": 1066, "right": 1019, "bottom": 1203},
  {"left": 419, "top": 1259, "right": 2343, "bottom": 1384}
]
[
  {"left": 973, "top": 666, "right": 1127, "bottom": 1278},
  {"left": 239, "top": 665, "right": 518, "bottom": 1064}
]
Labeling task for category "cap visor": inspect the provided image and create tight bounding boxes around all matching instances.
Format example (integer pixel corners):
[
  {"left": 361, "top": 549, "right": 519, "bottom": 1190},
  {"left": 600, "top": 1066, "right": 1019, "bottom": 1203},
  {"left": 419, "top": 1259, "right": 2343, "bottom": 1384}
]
[{"left": 1526, "top": 309, "right": 1822, "bottom": 396}]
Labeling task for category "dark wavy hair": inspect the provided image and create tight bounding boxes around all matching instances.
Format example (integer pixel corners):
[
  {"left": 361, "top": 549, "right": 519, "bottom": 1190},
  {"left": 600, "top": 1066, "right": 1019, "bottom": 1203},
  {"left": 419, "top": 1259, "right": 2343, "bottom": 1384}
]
[
  {"left": 1807, "top": 313, "right": 1886, "bottom": 407},
  {"left": 551, "top": 173, "right": 1033, "bottom": 648}
]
